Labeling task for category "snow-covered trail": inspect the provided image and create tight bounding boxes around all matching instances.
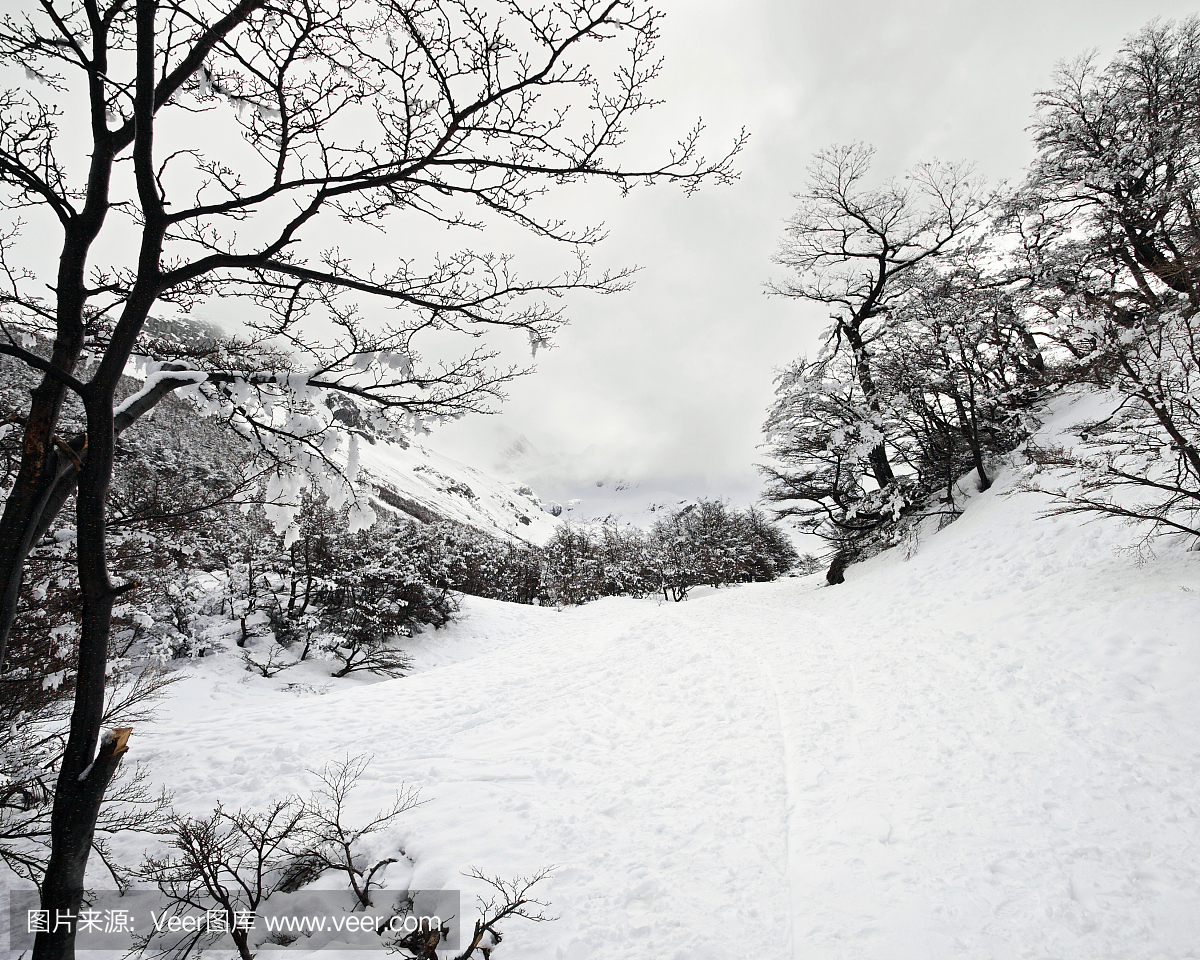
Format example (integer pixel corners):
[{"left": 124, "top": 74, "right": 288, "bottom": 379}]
[
  {"left": 143, "top": 454, "right": 1200, "bottom": 958},
  {"left": 149, "top": 591, "right": 799, "bottom": 959}
]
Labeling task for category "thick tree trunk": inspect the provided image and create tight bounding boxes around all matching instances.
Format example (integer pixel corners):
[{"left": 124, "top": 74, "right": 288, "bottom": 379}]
[
  {"left": 30, "top": 7, "right": 165, "bottom": 950},
  {"left": 952, "top": 393, "right": 990, "bottom": 492},
  {"left": 825, "top": 550, "right": 848, "bottom": 585},
  {"left": 865, "top": 442, "right": 895, "bottom": 491},
  {"left": 843, "top": 323, "right": 895, "bottom": 489},
  {"left": 0, "top": 252, "right": 90, "bottom": 666},
  {"left": 31, "top": 729, "right": 129, "bottom": 960},
  {"left": 1017, "top": 325, "right": 1046, "bottom": 376},
  {"left": 33, "top": 393, "right": 123, "bottom": 960},
  {"left": 34, "top": 6, "right": 170, "bottom": 948}
]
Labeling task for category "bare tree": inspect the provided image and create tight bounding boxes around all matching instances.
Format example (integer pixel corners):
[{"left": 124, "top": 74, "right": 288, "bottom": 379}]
[
  {"left": 301, "top": 755, "right": 421, "bottom": 909},
  {"left": 138, "top": 798, "right": 309, "bottom": 960},
  {"left": 452, "top": 867, "right": 553, "bottom": 960},
  {"left": 768, "top": 143, "right": 992, "bottom": 489},
  {"left": 0, "top": 3, "right": 742, "bottom": 957}
]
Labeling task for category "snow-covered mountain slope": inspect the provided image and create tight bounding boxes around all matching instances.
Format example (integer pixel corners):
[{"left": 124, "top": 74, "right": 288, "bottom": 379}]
[
  {"left": 102, "top": 394, "right": 1200, "bottom": 958},
  {"left": 355, "top": 437, "right": 560, "bottom": 545}
]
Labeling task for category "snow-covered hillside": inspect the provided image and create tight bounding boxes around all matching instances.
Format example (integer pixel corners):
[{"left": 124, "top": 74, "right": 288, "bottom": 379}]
[
  {"left": 110, "top": 394, "right": 1200, "bottom": 959},
  {"left": 356, "top": 437, "right": 560, "bottom": 545}
]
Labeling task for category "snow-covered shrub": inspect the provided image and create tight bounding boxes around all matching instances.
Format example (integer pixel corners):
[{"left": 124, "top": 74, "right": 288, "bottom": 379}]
[
  {"left": 592, "top": 524, "right": 660, "bottom": 597},
  {"left": 539, "top": 523, "right": 606, "bottom": 605},
  {"left": 219, "top": 505, "right": 463, "bottom": 679},
  {"left": 430, "top": 523, "right": 543, "bottom": 605},
  {"left": 529, "top": 506, "right": 797, "bottom": 607},
  {"left": 735, "top": 507, "right": 804, "bottom": 581},
  {"left": 314, "top": 532, "right": 456, "bottom": 679},
  {"left": 649, "top": 500, "right": 799, "bottom": 595}
]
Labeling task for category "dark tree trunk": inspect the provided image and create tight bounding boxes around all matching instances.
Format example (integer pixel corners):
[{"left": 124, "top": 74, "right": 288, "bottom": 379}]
[
  {"left": 826, "top": 551, "right": 848, "bottom": 585},
  {"left": 952, "top": 393, "right": 990, "bottom": 492},
  {"left": 31, "top": 7, "right": 169, "bottom": 956},
  {"left": 1017, "top": 325, "right": 1046, "bottom": 375},
  {"left": 31, "top": 729, "right": 130, "bottom": 960},
  {"left": 33, "top": 391, "right": 124, "bottom": 960}
]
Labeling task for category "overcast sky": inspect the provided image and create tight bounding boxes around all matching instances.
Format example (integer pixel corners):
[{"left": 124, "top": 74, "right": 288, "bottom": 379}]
[
  {"left": 405, "top": 4, "right": 1200, "bottom": 503},
  {"left": 430, "top": 1, "right": 1200, "bottom": 505}
]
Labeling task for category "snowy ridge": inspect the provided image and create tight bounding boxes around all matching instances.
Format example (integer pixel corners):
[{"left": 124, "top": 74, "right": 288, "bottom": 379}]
[{"left": 355, "top": 437, "right": 560, "bottom": 545}]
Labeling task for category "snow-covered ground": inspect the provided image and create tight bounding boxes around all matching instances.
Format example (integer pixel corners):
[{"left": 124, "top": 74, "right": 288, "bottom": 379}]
[{"left": 120, "top": 395, "right": 1200, "bottom": 960}]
